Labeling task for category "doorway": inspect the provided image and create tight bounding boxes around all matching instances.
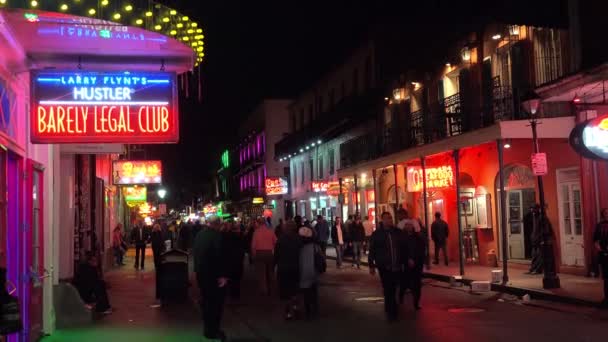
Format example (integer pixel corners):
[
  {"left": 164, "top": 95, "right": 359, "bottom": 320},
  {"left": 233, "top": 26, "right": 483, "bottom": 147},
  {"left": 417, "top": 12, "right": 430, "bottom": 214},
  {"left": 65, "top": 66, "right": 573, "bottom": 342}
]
[
  {"left": 556, "top": 168, "right": 584, "bottom": 266},
  {"left": 26, "top": 161, "right": 45, "bottom": 341},
  {"left": 506, "top": 189, "right": 536, "bottom": 259}
]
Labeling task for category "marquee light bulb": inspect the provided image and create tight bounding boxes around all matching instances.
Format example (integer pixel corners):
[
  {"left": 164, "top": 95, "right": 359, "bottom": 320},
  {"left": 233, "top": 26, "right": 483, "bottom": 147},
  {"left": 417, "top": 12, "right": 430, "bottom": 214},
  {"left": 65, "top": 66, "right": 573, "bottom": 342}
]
[
  {"left": 197, "top": 47, "right": 203, "bottom": 51},
  {"left": 163, "top": 17, "right": 170, "bottom": 22},
  {"left": 135, "top": 18, "right": 143, "bottom": 25},
  {"left": 169, "top": 30, "right": 177, "bottom": 35},
  {"left": 182, "top": 16, "right": 189, "bottom": 21},
  {"left": 125, "top": 5, "right": 133, "bottom": 11},
  {"left": 101, "top": 0, "right": 109, "bottom": 6},
  {"left": 0, "top": 0, "right": 6, "bottom": 5},
  {"left": 170, "top": 10, "right": 177, "bottom": 15},
  {"left": 88, "top": 8, "right": 96, "bottom": 15},
  {"left": 191, "top": 22, "right": 198, "bottom": 27},
  {"left": 59, "top": 3, "right": 68, "bottom": 10},
  {"left": 176, "top": 23, "right": 183, "bottom": 28},
  {"left": 154, "top": 24, "right": 162, "bottom": 30},
  {"left": 30, "top": 0, "right": 38, "bottom": 7},
  {"left": 113, "top": 13, "right": 121, "bottom": 20},
  {"left": 182, "top": 36, "right": 189, "bottom": 41},
  {"left": 145, "top": 11, "right": 153, "bottom": 17},
  {"left": 196, "top": 29, "right": 202, "bottom": 33}
]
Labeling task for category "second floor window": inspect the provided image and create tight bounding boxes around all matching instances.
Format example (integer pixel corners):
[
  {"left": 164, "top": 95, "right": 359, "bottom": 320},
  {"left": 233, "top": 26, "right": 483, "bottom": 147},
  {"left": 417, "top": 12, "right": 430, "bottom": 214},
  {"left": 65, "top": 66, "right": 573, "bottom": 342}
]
[
  {"left": 301, "top": 161, "right": 305, "bottom": 185},
  {"left": 293, "top": 163, "right": 298, "bottom": 187},
  {"left": 309, "top": 159, "right": 314, "bottom": 181},
  {"left": 318, "top": 155, "right": 324, "bottom": 179},
  {"left": 329, "top": 149, "right": 335, "bottom": 175}
]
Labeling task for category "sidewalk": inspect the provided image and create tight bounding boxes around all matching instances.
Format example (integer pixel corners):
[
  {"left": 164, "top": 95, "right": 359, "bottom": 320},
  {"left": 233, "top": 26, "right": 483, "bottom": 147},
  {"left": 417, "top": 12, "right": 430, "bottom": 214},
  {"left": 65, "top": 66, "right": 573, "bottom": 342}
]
[{"left": 325, "top": 246, "right": 604, "bottom": 306}]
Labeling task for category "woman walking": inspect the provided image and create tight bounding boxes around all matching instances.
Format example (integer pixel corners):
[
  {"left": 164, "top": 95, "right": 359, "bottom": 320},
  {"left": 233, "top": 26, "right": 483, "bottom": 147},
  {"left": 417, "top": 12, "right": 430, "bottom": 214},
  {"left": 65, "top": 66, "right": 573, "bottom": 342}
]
[
  {"left": 331, "top": 217, "right": 345, "bottom": 268},
  {"left": 298, "top": 226, "right": 320, "bottom": 320}
]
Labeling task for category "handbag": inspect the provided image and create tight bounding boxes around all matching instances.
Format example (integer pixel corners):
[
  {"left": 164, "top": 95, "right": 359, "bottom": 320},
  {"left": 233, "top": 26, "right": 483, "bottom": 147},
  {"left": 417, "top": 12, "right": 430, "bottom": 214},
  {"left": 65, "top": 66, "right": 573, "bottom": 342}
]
[{"left": 314, "top": 245, "right": 327, "bottom": 274}]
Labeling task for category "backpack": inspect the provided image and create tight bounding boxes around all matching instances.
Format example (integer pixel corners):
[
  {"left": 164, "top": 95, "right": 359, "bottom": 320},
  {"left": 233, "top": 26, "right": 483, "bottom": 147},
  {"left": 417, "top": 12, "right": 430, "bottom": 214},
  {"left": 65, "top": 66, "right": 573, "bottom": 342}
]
[{"left": 314, "top": 245, "right": 326, "bottom": 274}]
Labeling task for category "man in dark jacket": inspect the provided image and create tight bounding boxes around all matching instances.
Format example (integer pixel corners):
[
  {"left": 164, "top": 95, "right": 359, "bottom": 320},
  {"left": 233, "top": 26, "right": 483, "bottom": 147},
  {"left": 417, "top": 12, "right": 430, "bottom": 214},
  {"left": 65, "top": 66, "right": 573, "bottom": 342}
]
[
  {"left": 314, "top": 215, "right": 330, "bottom": 254},
  {"left": 350, "top": 216, "right": 366, "bottom": 269},
  {"left": 369, "top": 212, "right": 410, "bottom": 321},
  {"left": 402, "top": 222, "right": 426, "bottom": 310},
  {"left": 431, "top": 212, "right": 449, "bottom": 266},
  {"left": 594, "top": 208, "right": 608, "bottom": 307},
  {"left": 130, "top": 221, "right": 150, "bottom": 270},
  {"left": 193, "top": 217, "right": 229, "bottom": 341}
]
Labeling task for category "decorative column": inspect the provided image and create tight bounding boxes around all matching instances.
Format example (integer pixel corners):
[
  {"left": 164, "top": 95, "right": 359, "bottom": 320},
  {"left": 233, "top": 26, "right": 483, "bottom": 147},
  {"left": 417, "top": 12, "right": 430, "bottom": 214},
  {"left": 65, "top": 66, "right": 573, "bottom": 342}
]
[
  {"left": 453, "top": 149, "right": 464, "bottom": 276},
  {"left": 421, "top": 156, "right": 430, "bottom": 268}
]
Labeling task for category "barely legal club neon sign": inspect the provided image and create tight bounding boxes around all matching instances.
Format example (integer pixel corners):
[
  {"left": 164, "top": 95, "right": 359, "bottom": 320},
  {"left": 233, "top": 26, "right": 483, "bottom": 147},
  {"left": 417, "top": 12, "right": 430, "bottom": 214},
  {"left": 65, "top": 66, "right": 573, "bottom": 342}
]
[{"left": 30, "top": 71, "right": 178, "bottom": 144}]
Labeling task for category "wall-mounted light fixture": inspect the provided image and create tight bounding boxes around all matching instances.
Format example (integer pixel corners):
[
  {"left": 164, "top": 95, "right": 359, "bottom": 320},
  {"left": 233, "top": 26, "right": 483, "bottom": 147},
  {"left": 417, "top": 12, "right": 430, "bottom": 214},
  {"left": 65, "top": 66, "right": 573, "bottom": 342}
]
[{"left": 461, "top": 46, "right": 471, "bottom": 62}]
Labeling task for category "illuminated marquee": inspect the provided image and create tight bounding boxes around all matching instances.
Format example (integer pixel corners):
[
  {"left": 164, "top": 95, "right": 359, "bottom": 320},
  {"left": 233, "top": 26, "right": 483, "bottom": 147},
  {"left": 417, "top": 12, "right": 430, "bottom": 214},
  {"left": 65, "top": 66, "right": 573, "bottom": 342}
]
[
  {"left": 265, "top": 177, "right": 288, "bottom": 196},
  {"left": 123, "top": 186, "right": 147, "bottom": 203},
  {"left": 113, "top": 160, "right": 162, "bottom": 185},
  {"left": 406, "top": 165, "right": 454, "bottom": 192},
  {"left": 312, "top": 180, "right": 330, "bottom": 193},
  {"left": 30, "top": 71, "right": 178, "bottom": 144}
]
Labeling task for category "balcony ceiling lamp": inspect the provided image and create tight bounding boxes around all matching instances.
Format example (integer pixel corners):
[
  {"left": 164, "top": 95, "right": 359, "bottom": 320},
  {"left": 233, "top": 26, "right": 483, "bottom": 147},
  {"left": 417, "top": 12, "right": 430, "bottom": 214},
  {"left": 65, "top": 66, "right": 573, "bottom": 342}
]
[
  {"left": 492, "top": 34, "right": 502, "bottom": 40},
  {"left": 311, "top": 142, "right": 315, "bottom": 147},
  {"left": 317, "top": 140, "right": 322, "bottom": 144},
  {"left": 300, "top": 149, "right": 304, "bottom": 153},
  {"left": 461, "top": 46, "right": 471, "bottom": 62},
  {"left": 508, "top": 25, "right": 520, "bottom": 36},
  {"left": 573, "top": 94, "right": 582, "bottom": 103}
]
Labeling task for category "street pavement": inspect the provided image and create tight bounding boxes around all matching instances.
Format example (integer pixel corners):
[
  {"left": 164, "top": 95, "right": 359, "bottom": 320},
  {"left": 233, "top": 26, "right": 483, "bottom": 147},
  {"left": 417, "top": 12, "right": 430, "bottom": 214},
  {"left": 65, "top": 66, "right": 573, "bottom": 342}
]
[{"left": 43, "top": 253, "right": 608, "bottom": 342}]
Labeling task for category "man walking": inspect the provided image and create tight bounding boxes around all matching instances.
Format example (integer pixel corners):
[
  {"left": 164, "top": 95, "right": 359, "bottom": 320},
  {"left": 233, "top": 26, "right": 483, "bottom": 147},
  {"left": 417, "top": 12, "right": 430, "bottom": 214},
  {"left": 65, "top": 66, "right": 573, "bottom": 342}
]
[
  {"left": 594, "top": 208, "right": 608, "bottom": 308},
  {"left": 431, "top": 212, "right": 449, "bottom": 266},
  {"left": 193, "top": 216, "right": 229, "bottom": 341},
  {"left": 130, "top": 221, "right": 149, "bottom": 270},
  {"left": 314, "top": 215, "right": 330, "bottom": 254},
  {"left": 350, "top": 216, "right": 365, "bottom": 269},
  {"left": 369, "top": 212, "right": 410, "bottom": 322}
]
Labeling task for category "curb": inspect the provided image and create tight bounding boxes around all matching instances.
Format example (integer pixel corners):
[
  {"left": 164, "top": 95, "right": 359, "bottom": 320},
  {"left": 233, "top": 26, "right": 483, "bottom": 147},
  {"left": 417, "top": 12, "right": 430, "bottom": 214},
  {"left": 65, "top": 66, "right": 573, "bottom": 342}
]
[{"left": 326, "top": 255, "right": 602, "bottom": 308}]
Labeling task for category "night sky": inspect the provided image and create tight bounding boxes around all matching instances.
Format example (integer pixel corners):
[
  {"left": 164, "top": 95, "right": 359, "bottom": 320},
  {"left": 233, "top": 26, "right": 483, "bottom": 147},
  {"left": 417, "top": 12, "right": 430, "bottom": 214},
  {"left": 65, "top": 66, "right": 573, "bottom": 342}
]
[{"left": 152, "top": 0, "right": 567, "bottom": 207}]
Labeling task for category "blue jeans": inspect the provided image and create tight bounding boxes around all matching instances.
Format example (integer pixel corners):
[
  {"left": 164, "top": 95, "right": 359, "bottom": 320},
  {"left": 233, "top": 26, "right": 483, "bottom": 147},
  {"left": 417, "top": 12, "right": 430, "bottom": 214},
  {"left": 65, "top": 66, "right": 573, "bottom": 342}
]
[
  {"left": 335, "top": 245, "right": 344, "bottom": 267},
  {"left": 351, "top": 242, "right": 362, "bottom": 267}
]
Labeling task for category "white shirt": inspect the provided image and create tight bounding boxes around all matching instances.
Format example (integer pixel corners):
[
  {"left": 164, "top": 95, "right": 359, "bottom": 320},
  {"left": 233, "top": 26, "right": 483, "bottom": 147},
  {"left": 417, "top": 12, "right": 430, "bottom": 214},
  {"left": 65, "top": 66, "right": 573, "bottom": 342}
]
[
  {"left": 362, "top": 220, "right": 374, "bottom": 236},
  {"left": 397, "top": 219, "right": 421, "bottom": 232}
]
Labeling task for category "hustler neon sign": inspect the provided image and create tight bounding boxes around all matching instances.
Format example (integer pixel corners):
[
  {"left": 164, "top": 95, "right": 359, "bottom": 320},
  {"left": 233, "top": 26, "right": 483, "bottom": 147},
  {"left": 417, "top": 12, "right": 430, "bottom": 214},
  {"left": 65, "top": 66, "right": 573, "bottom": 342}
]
[{"left": 30, "top": 71, "right": 178, "bottom": 144}]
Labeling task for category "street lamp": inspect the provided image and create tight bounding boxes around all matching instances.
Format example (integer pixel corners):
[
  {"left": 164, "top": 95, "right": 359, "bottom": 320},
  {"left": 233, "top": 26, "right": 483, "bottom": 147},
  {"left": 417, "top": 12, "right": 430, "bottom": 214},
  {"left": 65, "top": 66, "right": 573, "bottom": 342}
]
[
  {"left": 522, "top": 91, "right": 560, "bottom": 289},
  {"left": 157, "top": 188, "right": 167, "bottom": 200}
]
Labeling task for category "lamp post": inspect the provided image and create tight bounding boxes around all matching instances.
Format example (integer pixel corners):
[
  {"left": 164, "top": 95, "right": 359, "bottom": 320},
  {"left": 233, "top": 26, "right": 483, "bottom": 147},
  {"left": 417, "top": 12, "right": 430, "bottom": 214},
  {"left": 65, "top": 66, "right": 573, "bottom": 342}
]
[
  {"left": 158, "top": 188, "right": 167, "bottom": 200},
  {"left": 521, "top": 91, "right": 560, "bottom": 289}
]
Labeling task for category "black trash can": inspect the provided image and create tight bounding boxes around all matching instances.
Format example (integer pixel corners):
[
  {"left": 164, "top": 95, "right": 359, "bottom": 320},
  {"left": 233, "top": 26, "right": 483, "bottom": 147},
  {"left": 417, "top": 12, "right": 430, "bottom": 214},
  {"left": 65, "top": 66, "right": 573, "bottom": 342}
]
[{"left": 158, "top": 249, "right": 189, "bottom": 305}]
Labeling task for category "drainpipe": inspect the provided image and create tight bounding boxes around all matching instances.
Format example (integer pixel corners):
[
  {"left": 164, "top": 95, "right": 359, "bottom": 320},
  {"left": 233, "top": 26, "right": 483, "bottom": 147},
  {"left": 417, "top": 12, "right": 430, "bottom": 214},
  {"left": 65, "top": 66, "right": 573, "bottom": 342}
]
[{"left": 354, "top": 174, "right": 359, "bottom": 216}]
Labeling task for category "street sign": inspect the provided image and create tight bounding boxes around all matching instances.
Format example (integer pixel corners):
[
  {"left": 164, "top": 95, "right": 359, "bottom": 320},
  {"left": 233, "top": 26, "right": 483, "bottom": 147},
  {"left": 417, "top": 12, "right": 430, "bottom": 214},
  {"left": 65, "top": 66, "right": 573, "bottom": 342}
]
[
  {"left": 262, "top": 204, "right": 275, "bottom": 209},
  {"left": 531, "top": 153, "right": 548, "bottom": 176},
  {"left": 159, "top": 204, "right": 167, "bottom": 215}
]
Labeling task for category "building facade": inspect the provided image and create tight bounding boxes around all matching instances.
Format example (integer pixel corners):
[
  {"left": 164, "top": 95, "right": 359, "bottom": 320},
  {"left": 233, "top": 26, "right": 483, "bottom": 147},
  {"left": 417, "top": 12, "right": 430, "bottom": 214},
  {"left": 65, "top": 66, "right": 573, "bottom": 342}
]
[{"left": 234, "top": 100, "right": 291, "bottom": 225}]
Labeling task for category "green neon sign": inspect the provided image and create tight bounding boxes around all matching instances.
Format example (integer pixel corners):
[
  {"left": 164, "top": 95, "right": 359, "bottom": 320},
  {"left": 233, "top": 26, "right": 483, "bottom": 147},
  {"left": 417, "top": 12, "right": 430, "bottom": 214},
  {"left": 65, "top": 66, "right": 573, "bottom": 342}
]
[{"left": 221, "top": 150, "right": 229, "bottom": 168}]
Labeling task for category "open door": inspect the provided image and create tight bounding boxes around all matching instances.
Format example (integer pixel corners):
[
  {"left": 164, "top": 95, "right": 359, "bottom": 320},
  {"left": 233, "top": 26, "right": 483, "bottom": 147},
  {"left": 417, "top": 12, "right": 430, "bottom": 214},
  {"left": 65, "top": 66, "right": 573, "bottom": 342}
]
[{"left": 26, "top": 160, "right": 45, "bottom": 341}]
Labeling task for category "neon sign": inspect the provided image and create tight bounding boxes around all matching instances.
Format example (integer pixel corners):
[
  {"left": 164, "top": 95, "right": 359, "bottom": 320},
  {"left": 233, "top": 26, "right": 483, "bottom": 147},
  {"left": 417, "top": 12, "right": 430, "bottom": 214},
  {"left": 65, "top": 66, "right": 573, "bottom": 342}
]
[
  {"left": 406, "top": 165, "right": 454, "bottom": 192},
  {"left": 113, "top": 160, "right": 162, "bottom": 185},
  {"left": 571, "top": 115, "right": 608, "bottom": 160},
  {"left": 30, "top": 71, "right": 178, "bottom": 144},
  {"left": 123, "top": 186, "right": 147, "bottom": 203},
  {"left": 312, "top": 180, "right": 330, "bottom": 192},
  {"left": 265, "top": 177, "right": 288, "bottom": 195}
]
